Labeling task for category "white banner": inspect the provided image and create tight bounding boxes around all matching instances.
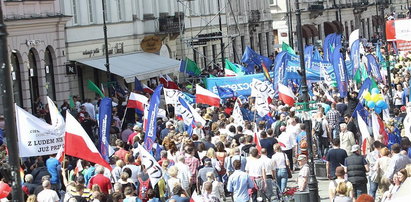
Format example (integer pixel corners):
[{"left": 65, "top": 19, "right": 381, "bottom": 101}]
[
  {"left": 134, "top": 144, "right": 163, "bottom": 186},
  {"left": 16, "top": 98, "right": 65, "bottom": 157},
  {"left": 395, "top": 19, "right": 411, "bottom": 41},
  {"left": 250, "top": 78, "right": 275, "bottom": 99}
]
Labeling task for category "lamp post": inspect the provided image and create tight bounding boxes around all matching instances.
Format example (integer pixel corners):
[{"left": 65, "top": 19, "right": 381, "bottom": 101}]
[
  {"left": 380, "top": 3, "right": 393, "bottom": 100},
  {"left": 286, "top": 0, "right": 294, "bottom": 48},
  {"left": 295, "top": 0, "right": 319, "bottom": 201},
  {"left": 0, "top": 2, "right": 24, "bottom": 201},
  {"left": 102, "top": 0, "right": 111, "bottom": 96},
  {"left": 217, "top": 0, "right": 225, "bottom": 70}
]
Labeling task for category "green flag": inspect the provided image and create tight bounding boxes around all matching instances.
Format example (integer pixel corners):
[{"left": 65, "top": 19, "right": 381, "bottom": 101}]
[
  {"left": 87, "top": 80, "right": 105, "bottom": 98},
  {"left": 282, "top": 42, "right": 296, "bottom": 55},
  {"left": 224, "top": 59, "right": 244, "bottom": 76},
  {"left": 69, "top": 96, "right": 75, "bottom": 109},
  {"left": 370, "top": 77, "right": 378, "bottom": 89},
  {"left": 185, "top": 58, "right": 201, "bottom": 76},
  {"left": 360, "top": 63, "right": 369, "bottom": 82},
  {"left": 354, "top": 68, "right": 362, "bottom": 84},
  {"left": 209, "top": 74, "right": 216, "bottom": 78}
]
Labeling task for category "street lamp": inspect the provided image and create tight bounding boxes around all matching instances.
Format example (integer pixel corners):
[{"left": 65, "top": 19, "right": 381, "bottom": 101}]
[
  {"left": 102, "top": 0, "right": 111, "bottom": 96},
  {"left": 0, "top": 2, "right": 24, "bottom": 201},
  {"left": 295, "top": 0, "right": 319, "bottom": 201},
  {"left": 379, "top": 2, "right": 393, "bottom": 100}
]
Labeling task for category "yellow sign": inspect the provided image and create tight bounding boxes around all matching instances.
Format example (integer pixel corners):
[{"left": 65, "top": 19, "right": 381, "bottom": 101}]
[{"left": 141, "top": 36, "right": 162, "bottom": 53}]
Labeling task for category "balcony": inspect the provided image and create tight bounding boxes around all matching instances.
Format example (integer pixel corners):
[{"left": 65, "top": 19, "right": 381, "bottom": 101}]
[
  {"left": 308, "top": 2, "right": 324, "bottom": 11},
  {"left": 248, "top": 10, "right": 261, "bottom": 23},
  {"left": 158, "top": 13, "right": 184, "bottom": 34}
]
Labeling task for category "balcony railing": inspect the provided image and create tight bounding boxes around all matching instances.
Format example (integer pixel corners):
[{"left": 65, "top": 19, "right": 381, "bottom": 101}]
[
  {"left": 249, "top": 10, "right": 261, "bottom": 23},
  {"left": 158, "top": 13, "right": 184, "bottom": 34}
]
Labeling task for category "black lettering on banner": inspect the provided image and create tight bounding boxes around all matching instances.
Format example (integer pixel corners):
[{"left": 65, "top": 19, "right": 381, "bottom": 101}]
[{"left": 28, "top": 141, "right": 32, "bottom": 146}]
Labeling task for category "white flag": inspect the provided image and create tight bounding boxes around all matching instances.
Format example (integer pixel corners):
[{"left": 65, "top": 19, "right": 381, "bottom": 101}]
[
  {"left": 357, "top": 112, "right": 370, "bottom": 155},
  {"left": 164, "top": 88, "right": 183, "bottom": 105},
  {"left": 135, "top": 144, "right": 163, "bottom": 186},
  {"left": 255, "top": 95, "right": 270, "bottom": 117},
  {"left": 233, "top": 100, "right": 245, "bottom": 127}
]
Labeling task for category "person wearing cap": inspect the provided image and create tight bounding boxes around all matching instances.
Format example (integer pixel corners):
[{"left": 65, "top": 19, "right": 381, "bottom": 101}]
[
  {"left": 127, "top": 125, "right": 142, "bottom": 146},
  {"left": 344, "top": 144, "right": 369, "bottom": 198},
  {"left": 296, "top": 155, "right": 309, "bottom": 192},
  {"left": 328, "top": 166, "right": 354, "bottom": 201}
]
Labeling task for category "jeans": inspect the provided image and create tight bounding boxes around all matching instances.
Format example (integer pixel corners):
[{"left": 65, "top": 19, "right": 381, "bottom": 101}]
[
  {"left": 353, "top": 183, "right": 368, "bottom": 198},
  {"left": 369, "top": 180, "right": 378, "bottom": 198},
  {"left": 276, "top": 168, "right": 288, "bottom": 193},
  {"left": 332, "top": 127, "right": 340, "bottom": 139},
  {"left": 317, "top": 136, "right": 329, "bottom": 158}
]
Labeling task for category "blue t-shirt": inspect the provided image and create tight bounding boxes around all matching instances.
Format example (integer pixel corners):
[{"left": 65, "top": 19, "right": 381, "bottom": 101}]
[{"left": 46, "top": 157, "right": 60, "bottom": 184}]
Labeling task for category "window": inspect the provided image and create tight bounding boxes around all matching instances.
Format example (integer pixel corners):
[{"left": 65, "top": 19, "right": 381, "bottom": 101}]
[
  {"left": 203, "top": 46, "right": 208, "bottom": 69},
  {"left": 193, "top": 48, "right": 199, "bottom": 64},
  {"left": 72, "top": 0, "right": 79, "bottom": 24},
  {"left": 88, "top": 0, "right": 94, "bottom": 23},
  {"left": 258, "top": 33, "right": 263, "bottom": 55},
  {"left": 241, "top": 36, "right": 245, "bottom": 54},
  {"left": 212, "top": 45, "right": 217, "bottom": 65},
  {"left": 117, "top": 0, "right": 124, "bottom": 21}
]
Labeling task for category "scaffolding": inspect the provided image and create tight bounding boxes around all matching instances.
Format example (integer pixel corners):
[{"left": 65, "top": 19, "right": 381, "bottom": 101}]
[{"left": 177, "top": 0, "right": 242, "bottom": 75}]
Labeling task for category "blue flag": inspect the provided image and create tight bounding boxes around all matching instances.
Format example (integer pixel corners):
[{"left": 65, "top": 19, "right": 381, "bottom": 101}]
[
  {"left": 241, "top": 46, "right": 273, "bottom": 73},
  {"left": 273, "top": 51, "right": 287, "bottom": 91},
  {"left": 134, "top": 77, "right": 143, "bottom": 92},
  {"left": 98, "top": 97, "right": 112, "bottom": 162},
  {"left": 216, "top": 85, "right": 235, "bottom": 99},
  {"left": 313, "top": 48, "right": 323, "bottom": 60},
  {"left": 177, "top": 97, "right": 195, "bottom": 136},
  {"left": 357, "top": 78, "right": 372, "bottom": 100},
  {"left": 304, "top": 45, "right": 314, "bottom": 69},
  {"left": 323, "top": 33, "right": 335, "bottom": 62},
  {"left": 376, "top": 42, "right": 385, "bottom": 63},
  {"left": 350, "top": 39, "right": 361, "bottom": 79},
  {"left": 352, "top": 102, "right": 369, "bottom": 123},
  {"left": 144, "top": 84, "right": 163, "bottom": 150},
  {"left": 332, "top": 45, "right": 348, "bottom": 98},
  {"left": 366, "top": 54, "right": 383, "bottom": 83}
]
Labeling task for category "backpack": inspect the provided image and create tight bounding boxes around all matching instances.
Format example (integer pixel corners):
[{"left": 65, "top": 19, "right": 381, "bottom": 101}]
[
  {"left": 314, "top": 119, "right": 324, "bottom": 136},
  {"left": 138, "top": 177, "right": 151, "bottom": 201}
]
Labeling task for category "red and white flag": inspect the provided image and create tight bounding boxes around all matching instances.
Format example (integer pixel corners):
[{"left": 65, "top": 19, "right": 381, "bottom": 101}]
[
  {"left": 64, "top": 113, "right": 112, "bottom": 170},
  {"left": 142, "top": 84, "right": 154, "bottom": 94},
  {"left": 357, "top": 112, "right": 370, "bottom": 155},
  {"left": 159, "top": 75, "right": 168, "bottom": 87},
  {"left": 126, "top": 92, "right": 148, "bottom": 111},
  {"left": 278, "top": 83, "right": 295, "bottom": 106},
  {"left": 195, "top": 85, "right": 221, "bottom": 107},
  {"left": 165, "top": 75, "right": 180, "bottom": 90},
  {"left": 253, "top": 132, "right": 262, "bottom": 153}
]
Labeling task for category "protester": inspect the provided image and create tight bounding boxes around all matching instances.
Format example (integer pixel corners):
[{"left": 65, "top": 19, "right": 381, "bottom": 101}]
[
  {"left": 272, "top": 143, "right": 289, "bottom": 193},
  {"left": 329, "top": 166, "right": 354, "bottom": 201},
  {"left": 326, "top": 138, "right": 348, "bottom": 179},
  {"left": 227, "top": 160, "right": 254, "bottom": 202},
  {"left": 345, "top": 145, "right": 369, "bottom": 198},
  {"left": 296, "top": 155, "right": 309, "bottom": 192}
]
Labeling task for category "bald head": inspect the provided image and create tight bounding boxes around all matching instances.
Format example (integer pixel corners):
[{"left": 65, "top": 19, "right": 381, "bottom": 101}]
[{"left": 261, "top": 148, "right": 267, "bottom": 155}]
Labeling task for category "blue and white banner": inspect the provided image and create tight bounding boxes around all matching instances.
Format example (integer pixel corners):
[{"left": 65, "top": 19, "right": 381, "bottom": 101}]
[
  {"left": 332, "top": 45, "right": 348, "bottom": 98},
  {"left": 366, "top": 54, "right": 383, "bottom": 83},
  {"left": 273, "top": 51, "right": 287, "bottom": 91},
  {"left": 350, "top": 39, "right": 361, "bottom": 79},
  {"left": 98, "top": 97, "right": 112, "bottom": 162},
  {"left": 304, "top": 45, "right": 314, "bottom": 69},
  {"left": 144, "top": 84, "right": 163, "bottom": 150},
  {"left": 205, "top": 72, "right": 274, "bottom": 96}
]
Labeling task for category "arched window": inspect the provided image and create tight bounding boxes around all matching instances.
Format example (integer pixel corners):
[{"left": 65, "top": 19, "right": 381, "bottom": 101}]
[
  {"left": 11, "top": 51, "right": 23, "bottom": 107},
  {"left": 28, "top": 48, "right": 41, "bottom": 116},
  {"left": 45, "top": 46, "right": 56, "bottom": 100}
]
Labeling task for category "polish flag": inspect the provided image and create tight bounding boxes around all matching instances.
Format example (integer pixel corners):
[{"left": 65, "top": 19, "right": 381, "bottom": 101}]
[
  {"left": 196, "top": 85, "right": 221, "bottom": 107},
  {"left": 127, "top": 92, "right": 148, "bottom": 111},
  {"left": 357, "top": 112, "right": 370, "bottom": 155},
  {"left": 55, "top": 146, "right": 65, "bottom": 162},
  {"left": 165, "top": 75, "right": 180, "bottom": 90},
  {"left": 253, "top": 132, "right": 262, "bottom": 153},
  {"left": 159, "top": 75, "right": 168, "bottom": 87},
  {"left": 64, "top": 113, "right": 112, "bottom": 170},
  {"left": 142, "top": 84, "right": 154, "bottom": 94},
  {"left": 278, "top": 83, "right": 295, "bottom": 106}
]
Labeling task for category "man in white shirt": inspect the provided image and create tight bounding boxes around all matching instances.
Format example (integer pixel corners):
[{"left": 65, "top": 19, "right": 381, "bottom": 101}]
[
  {"left": 37, "top": 180, "right": 59, "bottom": 202},
  {"left": 394, "top": 84, "right": 405, "bottom": 108},
  {"left": 260, "top": 148, "right": 275, "bottom": 201},
  {"left": 339, "top": 123, "right": 356, "bottom": 156},
  {"left": 175, "top": 155, "right": 191, "bottom": 192},
  {"left": 278, "top": 126, "right": 297, "bottom": 170},
  {"left": 245, "top": 147, "right": 267, "bottom": 202}
]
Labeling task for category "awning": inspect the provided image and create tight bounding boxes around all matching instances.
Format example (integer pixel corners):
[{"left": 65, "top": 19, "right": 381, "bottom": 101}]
[
  {"left": 77, "top": 52, "right": 181, "bottom": 83},
  {"left": 302, "top": 25, "right": 312, "bottom": 38},
  {"left": 306, "top": 24, "right": 319, "bottom": 37},
  {"left": 324, "top": 21, "right": 338, "bottom": 36}
]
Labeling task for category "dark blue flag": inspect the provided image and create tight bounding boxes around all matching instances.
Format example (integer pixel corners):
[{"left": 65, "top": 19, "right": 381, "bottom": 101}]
[
  {"left": 273, "top": 51, "right": 287, "bottom": 92},
  {"left": 134, "top": 77, "right": 143, "bottom": 92},
  {"left": 366, "top": 54, "right": 383, "bottom": 83},
  {"left": 177, "top": 97, "right": 195, "bottom": 136},
  {"left": 216, "top": 85, "right": 235, "bottom": 99},
  {"left": 332, "top": 45, "right": 348, "bottom": 98},
  {"left": 144, "top": 84, "right": 163, "bottom": 150},
  {"left": 98, "top": 97, "right": 112, "bottom": 162},
  {"left": 304, "top": 45, "right": 314, "bottom": 69},
  {"left": 350, "top": 39, "right": 361, "bottom": 79},
  {"left": 241, "top": 46, "right": 273, "bottom": 73}
]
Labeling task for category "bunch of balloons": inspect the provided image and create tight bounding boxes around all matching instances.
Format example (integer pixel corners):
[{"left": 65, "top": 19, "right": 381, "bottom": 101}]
[{"left": 363, "top": 88, "right": 388, "bottom": 113}]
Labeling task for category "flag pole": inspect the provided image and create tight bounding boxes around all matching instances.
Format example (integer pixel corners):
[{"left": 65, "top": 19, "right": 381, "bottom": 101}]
[{"left": 120, "top": 107, "right": 128, "bottom": 129}]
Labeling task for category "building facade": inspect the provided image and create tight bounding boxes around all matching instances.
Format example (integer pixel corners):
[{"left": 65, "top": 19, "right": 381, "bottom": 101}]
[
  {"left": 2, "top": 0, "right": 70, "bottom": 114},
  {"left": 270, "top": 0, "right": 409, "bottom": 50},
  {"left": 60, "top": 0, "right": 274, "bottom": 100}
]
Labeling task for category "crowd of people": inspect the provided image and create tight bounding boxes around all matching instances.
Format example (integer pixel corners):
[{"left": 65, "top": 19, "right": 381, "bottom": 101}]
[{"left": 1, "top": 47, "right": 411, "bottom": 202}]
